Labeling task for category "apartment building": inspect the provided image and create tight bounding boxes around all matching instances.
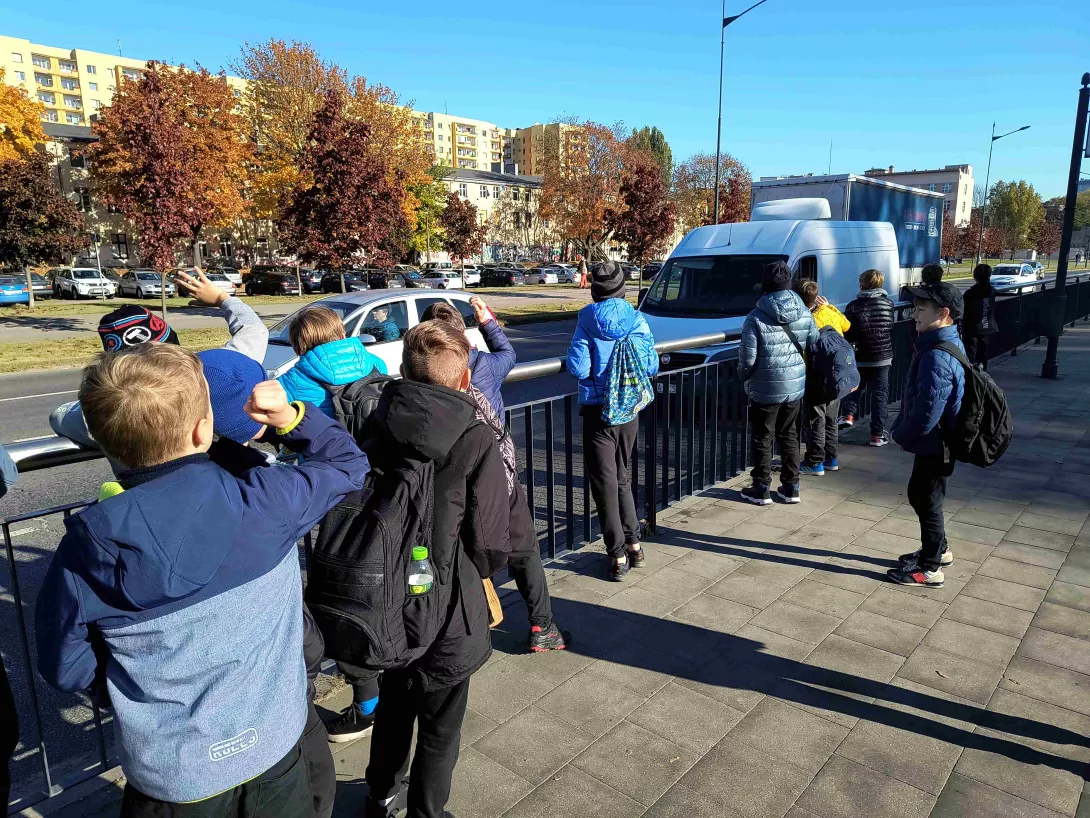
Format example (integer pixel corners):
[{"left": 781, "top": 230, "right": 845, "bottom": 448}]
[
  {"left": 512, "top": 122, "right": 581, "bottom": 176},
  {"left": 411, "top": 111, "right": 515, "bottom": 172},
  {"left": 0, "top": 34, "right": 245, "bottom": 126},
  {"left": 863, "top": 164, "right": 975, "bottom": 227}
]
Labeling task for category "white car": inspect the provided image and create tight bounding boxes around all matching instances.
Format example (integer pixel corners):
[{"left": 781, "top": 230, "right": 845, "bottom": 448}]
[
  {"left": 991, "top": 263, "right": 1038, "bottom": 287},
  {"left": 423, "top": 271, "right": 464, "bottom": 289},
  {"left": 554, "top": 264, "right": 577, "bottom": 284},
  {"left": 214, "top": 266, "right": 243, "bottom": 285},
  {"left": 460, "top": 264, "right": 481, "bottom": 287},
  {"left": 525, "top": 267, "right": 560, "bottom": 285},
  {"left": 118, "top": 270, "right": 176, "bottom": 299},
  {"left": 203, "top": 271, "right": 238, "bottom": 296},
  {"left": 49, "top": 267, "right": 116, "bottom": 299}
]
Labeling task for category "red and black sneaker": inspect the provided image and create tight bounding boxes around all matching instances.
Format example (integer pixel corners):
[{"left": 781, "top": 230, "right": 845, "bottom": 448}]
[
  {"left": 626, "top": 546, "right": 646, "bottom": 569},
  {"left": 528, "top": 622, "right": 572, "bottom": 652},
  {"left": 886, "top": 565, "right": 944, "bottom": 587}
]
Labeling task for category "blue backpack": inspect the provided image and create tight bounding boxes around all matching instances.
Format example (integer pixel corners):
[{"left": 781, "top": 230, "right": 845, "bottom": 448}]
[
  {"left": 602, "top": 335, "right": 654, "bottom": 426},
  {"left": 806, "top": 326, "right": 860, "bottom": 404}
]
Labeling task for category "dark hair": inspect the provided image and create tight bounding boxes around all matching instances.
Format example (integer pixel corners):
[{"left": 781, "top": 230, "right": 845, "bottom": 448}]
[
  {"left": 973, "top": 263, "right": 992, "bottom": 283},
  {"left": 420, "top": 301, "right": 465, "bottom": 330},
  {"left": 921, "top": 263, "right": 945, "bottom": 284}
]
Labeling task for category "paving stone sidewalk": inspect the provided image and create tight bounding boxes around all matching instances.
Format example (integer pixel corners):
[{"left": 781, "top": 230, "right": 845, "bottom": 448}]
[{"left": 321, "top": 328, "right": 1090, "bottom": 818}]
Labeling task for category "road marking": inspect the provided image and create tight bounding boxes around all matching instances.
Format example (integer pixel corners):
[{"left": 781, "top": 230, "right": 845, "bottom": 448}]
[
  {"left": 12, "top": 434, "right": 55, "bottom": 443},
  {"left": 0, "top": 389, "right": 78, "bottom": 404}
]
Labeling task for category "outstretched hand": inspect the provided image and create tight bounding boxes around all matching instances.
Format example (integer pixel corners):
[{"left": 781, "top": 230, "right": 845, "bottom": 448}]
[
  {"left": 469, "top": 295, "right": 492, "bottom": 325},
  {"left": 815, "top": 295, "right": 829, "bottom": 308},
  {"left": 244, "top": 381, "right": 298, "bottom": 429},
  {"left": 176, "top": 268, "right": 229, "bottom": 307}
]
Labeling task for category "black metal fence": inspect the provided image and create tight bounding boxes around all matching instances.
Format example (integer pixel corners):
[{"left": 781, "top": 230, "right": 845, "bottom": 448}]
[{"left": 6, "top": 273, "right": 1090, "bottom": 814}]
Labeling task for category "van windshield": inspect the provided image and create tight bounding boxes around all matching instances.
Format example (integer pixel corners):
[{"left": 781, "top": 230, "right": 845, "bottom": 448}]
[{"left": 641, "top": 255, "right": 788, "bottom": 317}]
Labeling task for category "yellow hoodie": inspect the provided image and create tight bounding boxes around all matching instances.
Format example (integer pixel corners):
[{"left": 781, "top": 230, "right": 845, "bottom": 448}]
[{"left": 811, "top": 303, "right": 850, "bottom": 335}]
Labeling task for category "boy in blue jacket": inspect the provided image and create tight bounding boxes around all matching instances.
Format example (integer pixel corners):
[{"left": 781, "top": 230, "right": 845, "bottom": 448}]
[
  {"left": 887, "top": 282, "right": 966, "bottom": 588},
  {"left": 35, "top": 343, "right": 370, "bottom": 818}
]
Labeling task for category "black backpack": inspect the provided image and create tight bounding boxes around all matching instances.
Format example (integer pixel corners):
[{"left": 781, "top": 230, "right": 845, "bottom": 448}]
[
  {"left": 328, "top": 372, "right": 395, "bottom": 445},
  {"left": 934, "top": 341, "right": 1013, "bottom": 468},
  {"left": 805, "top": 326, "right": 860, "bottom": 404}
]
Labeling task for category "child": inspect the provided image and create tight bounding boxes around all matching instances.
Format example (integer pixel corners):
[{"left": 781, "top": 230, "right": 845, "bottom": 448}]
[
  {"left": 566, "top": 261, "right": 658, "bottom": 581},
  {"left": 278, "top": 306, "right": 388, "bottom": 414},
  {"left": 794, "top": 281, "right": 850, "bottom": 476},
  {"left": 363, "top": 321, "right": 511, "bottom": 818},
  {"left": 962, "top": 263, "right": 999, "bottom": 369},
  {"left": 421, "top": 299, "right": 570, "bottom": 651},
  {"left": 34, "top": 344, "right": 370, "bottom": 818},
  {"left": 887, "top": 282, "right": 966, "bottom": 588},
  {"left": 738, "top": 262, "right": 819, "bottom": 506},
  {"left": 841, "top": 269, "right": 894, "bottom": 446}
]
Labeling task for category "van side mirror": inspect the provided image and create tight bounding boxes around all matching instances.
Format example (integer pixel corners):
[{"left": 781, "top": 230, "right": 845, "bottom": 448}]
[
  {"left": 637, "top": 287, "right": 649, "bottom": 307},
  {"left": 357, "top": 334, "right": 377, "bottom": 345}
]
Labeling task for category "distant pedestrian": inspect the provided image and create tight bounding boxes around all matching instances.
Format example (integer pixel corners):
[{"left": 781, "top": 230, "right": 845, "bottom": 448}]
[
  {"left": 963, "top": 264, "right": 999, "bottom": 370},
  {"left": 738, "top": 262, "right": 819, "bottom": 506},
  {"left": 578, "top": 258, "right": 589, "bottom": 289},
  {"left": 841, "top": 269, "right": 894, "bottom": 446},
  {"left": 921, "top": 262, "right": 945, "bottom": 285}
]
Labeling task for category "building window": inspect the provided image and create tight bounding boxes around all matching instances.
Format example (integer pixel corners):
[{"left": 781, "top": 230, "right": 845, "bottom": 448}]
[
  {"left": 59, "top": 60, "right": 76, "bottom": 73},
  {"left": 480, "top": 185, "right": 489, "bottom": 198},
  {"left": 63, "top": 95, "right": 81, "bottom": 108},
  {"left": 525, "top": 213, "right": 533, "bottom": 228},
  {"left": 41, "top": 110, "right": 58, "bottom": 122},
  {"left": 88, "top": 81, "right": 98, "bottom": 91},
  {"left": 927, "top": 183, "right": 936, "bottom": 192},
  {"left": 70, "top": 153, "right": 86, "bottom": 168},
  {"left": 75, "top": 187, "right": 92, "bottom": 212},
  {"left": 12, "top": 52, "right": 23, "bottom": 63},
  {"left": 437, "top": 134, "right": 444, "bottom": 141},
  {"left": 458, "top": 183, "right": 467, "bottom": 197},
  {"left": 14, "top": 71, "right": 25, "bottom": 82},
  {"left": 32, "top": 55, "right": 50, "bottom": 69},
  {"left": 943, "top": 200, "right": 950, "bottom": 213},
  {"left": 37, "top": 91, "right": 55, "bottom": 105},
  {"left": 512, "top": 189, "right": 520, "bottom": 202},
  {"left": 61, "top": 78, "right": 78, "bottom": 90},
  {"left": 942, "top": 182, "right": 951, "bottom": 193},
  {"left": 65, "top": 112, "right": 83, "bottom": 125},
  {"left": 113, "top": 233, "right": 128, "bottom": 259},
  {"left": 107, "top": 203, "right": 121, "bottom": 214},
  {"left": 122, "top": 68, "right": 141, "bottom": 81},
  {"left": 35, "top": 73, "right": 53, "bottom": 87},
  {"left": 91, "top": 99, "right": 101, "bottom": 110},
  {"left": 86, "top": 65, "right": 97, "bottom": 74},
  {"left": 494, "top": 186, "right": 501, "bottom": 198}
]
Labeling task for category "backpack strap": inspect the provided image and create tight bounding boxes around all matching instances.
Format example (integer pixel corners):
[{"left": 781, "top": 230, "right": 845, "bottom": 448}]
[
  {"left": 934, "top": 341, "right": 971, "bottom": 370},
  {"left": 780, "top": 323, "right": 807, "bottom": 362}
]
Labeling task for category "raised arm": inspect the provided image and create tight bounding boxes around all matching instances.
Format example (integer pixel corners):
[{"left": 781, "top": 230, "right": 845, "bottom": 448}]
[{"left": 566, "top": 320, "right": 592, "bottom": 380}]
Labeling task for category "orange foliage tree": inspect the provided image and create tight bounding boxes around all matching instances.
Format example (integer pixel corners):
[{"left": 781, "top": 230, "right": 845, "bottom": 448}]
[{"left": 0, "top": 67, "right": 47, "bottom": 162}]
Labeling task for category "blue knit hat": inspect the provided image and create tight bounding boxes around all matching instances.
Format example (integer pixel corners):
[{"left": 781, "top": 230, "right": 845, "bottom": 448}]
[{"left": 197, "top": 349, "right": 266, "bottom": 442}]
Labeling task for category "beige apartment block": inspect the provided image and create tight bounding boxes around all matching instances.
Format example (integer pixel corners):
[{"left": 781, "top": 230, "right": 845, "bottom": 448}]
[
  {"left": 412, "top": 111, "right": 514, "bottom": 172},
  {"left": 863, "top": 163, "right": 975, "bottom": 227}
]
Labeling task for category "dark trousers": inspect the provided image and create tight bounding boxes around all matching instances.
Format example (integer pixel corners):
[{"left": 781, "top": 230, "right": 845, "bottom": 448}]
[
  {"left": 302, "top": 704, "right": 335, "bottom": 818},
  {"left": 339, "top": 663, "right": 382, "bottom": 705},
  {"left": 841, "top": 365, "right": 890, "bottom": 437},
  {"left": 121, "top": 738, "right": 312, "bottom": 818},
  {"left": 507, "top": 482, "right": 554, "bottom": 628},
  {"left": 749, "top": 400, "right": 801, "bottom": 487},
  {"left": 365, "top": 672, "right": 470, "bottom": 818},
  {"left": 967, "top": 335, "right": 990, "bottom": 371},
  {"left": 1, "top": 657, "right": 17, "bottom": 811},
  {"left": 582, "top": 411, "right": 640, "bottom": 559},
  {"left": 803, "top": 399, "right": 840, "bottom": 466},
  {"left": 908, "top": 455, "right": 954, "bottom": 572}
]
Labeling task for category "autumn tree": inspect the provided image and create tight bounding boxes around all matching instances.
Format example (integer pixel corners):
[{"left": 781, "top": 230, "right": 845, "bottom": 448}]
[
  {"left": 277, "top": 87, "right": 406, "bottom": 291},
  {"left": 90, "top": 62, "right": 251, "bottom": 315},
  {"left": 941, "top": 212, "right": 959, "bottom": 259},
  {"left": 1043, "top": 195, "right": 1066, "bottom": 226},
  {"left": 629, "top": 126, "right": 673, "bottom": 188},
  {"left": 439, "top": 192, "right": 488, "bottom": 274},
  {"left": 0, "top": 68, "right": 47, "bottom": 163},
  {"left": 605, "top": 155, "right": 677, "bottom": 267},
  {"left": 986, "top": 180, "right": 1043, "bottom": 253},
  {"left": 1076, "top": 190, "right": 1090, "bottom": 231},
  {"left": 672, "top": 152, "right": 752, "bottom": 232},
  {"left": 0, "top": 153, "right": 86, "bottom": 307},
  {"left": 1031, "top": 216, "right": 1062, "bottom": 267}
]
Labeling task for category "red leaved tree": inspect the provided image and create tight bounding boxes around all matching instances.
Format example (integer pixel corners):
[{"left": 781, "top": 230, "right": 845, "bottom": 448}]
[
  {"left": 605, "top": 154, "right": 677, "bottom": 267},
  {"left": 1032, "top": 217, "right": 1062, "bottom": 268},
  {"left": 941, "top": 212, "right": 959, "bottom": 259},
  {"left": 439, "top": 192, "right": 488, "bottom": 277},
  {"left": 277, "top": 87, "right": 406, "bottom": 292},
  {"left": 672, "top": 152, "right": 752, "bottom": 231}
]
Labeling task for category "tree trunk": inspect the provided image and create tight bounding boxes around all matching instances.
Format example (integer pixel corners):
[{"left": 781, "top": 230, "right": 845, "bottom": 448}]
[
  {"left": 340, "top": 272, "right": 346, "bottom": 294},
  {"left": 193, "top": 236, "right": 202, "bottom": 269},
  {"left": 160, "top": 271, "right": 168, "bottom": 320},
  {"left": 295, "top": 261, "right": 303, "bottom": 298},
  {"left": 24, "top": 266, "right": 35, "bottom": 310}
]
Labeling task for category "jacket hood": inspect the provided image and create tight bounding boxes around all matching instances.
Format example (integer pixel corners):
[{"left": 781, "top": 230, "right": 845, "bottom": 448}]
[
  {"left": 856, "top": 289, "right": 889, "bottom": 299},
  {"left": 295, "top": 337, "right": 376, "bottom": 387},
  {"left": 757, "top": 289, "right": 807, "bottom": 324},
  {"left": 580, "top": 298, "right": 638, "bottom": 341},
  {"left": 73, "top": 462, "right": 243, "bottom": 611},
  {"left": 371, "top": 379, "right": 479, "bottom": 461},
  {"left": 916, "top": 323, "right": 961, "bottom": 349}
]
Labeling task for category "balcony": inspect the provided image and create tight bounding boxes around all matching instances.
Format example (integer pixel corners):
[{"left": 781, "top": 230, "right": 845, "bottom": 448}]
[
  {"left": 458, "top": 159, "right": 475, "bottom": 168},
  {"left": 455, "top": 124, "right": 476, "bottom": 135},
  {"left": 456, "top": 137, "right": 476, "bottom": 147},
  {"left": 35, "top": 73, "right": 53, "bottom": 87},
  {"left": 31, "top": 55, "right": 50, "bottom": 70},
  {"left": 59, "top": 61, "right": 77, "bottom": 73},
  {"left": 64, "top": 96, "right": 82, "bottom": 109}
]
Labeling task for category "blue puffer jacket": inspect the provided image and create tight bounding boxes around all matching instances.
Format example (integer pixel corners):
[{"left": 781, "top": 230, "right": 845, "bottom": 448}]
[
  {"left": 738, "top": 290, "right": 819, "bottom": 404},
  {"left": 470, "top": 319, "right": 517, "bottom": 417},
  {"left": 278, "top": 337, "right": 388, "bottom": 416},
  {"left": 891, "top": 325, "right": 965, "bottom": 457},
  {"left": 566, "top": 298, "right": 658, "bottom": 406}
]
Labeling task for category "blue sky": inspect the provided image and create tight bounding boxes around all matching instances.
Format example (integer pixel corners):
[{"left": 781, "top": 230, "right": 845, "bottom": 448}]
[{"left": 5, "top": 0, "right": 1088, "bottom": 197}]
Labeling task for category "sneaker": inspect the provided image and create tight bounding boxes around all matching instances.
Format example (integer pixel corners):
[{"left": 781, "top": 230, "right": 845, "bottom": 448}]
[
  {"left": 364, "top": 790, "right": 407, "bottom": 818},
  {"left": 741, "top": 483, "right": 772, "bottom": 506},
  {"left": 887, "top": 565, "right": 944, "bottom": 587},
  {"left": 799, "top": 462, "right": 825, "bottom": 476},
  {"left": 837, "top": 414, "right": 854, "bottom": 430},
  {"left": 626, "top": 546, "right": 646, "bottom": 568},
  {"left": 823, "top": 458, "right": 839, "bottom": 471},
  {"left": 529, "top": 622, "right": 571, "bottom": 652},
  {"left": 870, "top": 434, "right": 890, "bottom": 447},
  {"left": 326, "top": 704, "right": 376, "bottom": 743},
  {"left": 775, "top": 483, "right": 801, "bottom": 504},
  {"left": 610, "top": 557, "right": 630, "bottom": 582},
  {"left": 897, "top": 548, "right": 954, "bottom": 567}
]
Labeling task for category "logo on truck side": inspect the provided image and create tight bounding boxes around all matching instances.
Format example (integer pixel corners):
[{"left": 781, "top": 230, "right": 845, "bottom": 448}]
[{"left": 209, "top": 728, "right": 259, "bottom": 761}]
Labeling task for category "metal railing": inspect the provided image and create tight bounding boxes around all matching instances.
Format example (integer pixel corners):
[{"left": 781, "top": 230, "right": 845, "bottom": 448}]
[{"left": 6, "top": 273, "right": 1090, "bottom": 814}]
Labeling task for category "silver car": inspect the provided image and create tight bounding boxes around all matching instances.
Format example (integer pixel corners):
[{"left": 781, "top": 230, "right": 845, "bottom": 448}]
[{"left": 118, "top": 270, "right": 177, "bottom": 299}]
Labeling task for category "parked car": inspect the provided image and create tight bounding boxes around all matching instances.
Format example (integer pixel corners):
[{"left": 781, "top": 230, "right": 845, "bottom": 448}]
[
  {"left": 321, "top": 271, "right": 368, "bottom": 293},
  {"left": 525, "top": 266, "right": 560, "bottom": 285},
  {"left": 293, "top": 269, "right": 324, "bottom": 294},
  {"left": 1029, "top": 261, "right": 1046, "bottom": 278},
  {"left": 245, "top": 270, "right": 301, "bottom": 295},
  {"left": 119, "top": 270, "right": 177, "bottom": 299},
  {"left": 622, "top": 264, "right": 641, "bottom": 281},
  {"left": 991, "top": 263, "right": 1039, "bottom": 287},
  {"left": 50, "top": 267, "right": 116, "bottom": 299},
  {"left": 390, "top": 264, "right": 421, "bottom": 275},
  {"left": 421, "top": 261, "right": 455, "bottom": 273},
  {"left": 481, "top": 267, "right": 526, "bottom": 287},
  {"left": 0, "top": 276, "right": 30, "bottom": 306},
  {"left": 28, "top": 272, "right": 52, "bottom": 300},
  {"left": 642, "top": 262, "right": 664, "bottom": 281},
  {"left": 554, "top": 264, "right": 577, "bottom": 284},
  {"left": 213, "top": 266, "right": 243, "bottom": 285},
  {"left": 102, "top": 268, "right": 127, "bottom": 286},
  {"left": 202, "top": 271, "right": 238, "bottom": 296},
  {"left": 262, "top": 291, "right": 489, "bottom": 379},
  {"left": 245, "top": 264, "right": 296, "bottom": 284},
  {"left": 394, "top": 269, "right": 434, "bottom": 288},
  {"left": 423, "top": 270, "right": 464, "bottom": 289},
  {"left": 459, "top": 264, "right": 481, "bottom": 287},
  {"left": 365, "top": 268, "right": 397, "bottom": 289}
]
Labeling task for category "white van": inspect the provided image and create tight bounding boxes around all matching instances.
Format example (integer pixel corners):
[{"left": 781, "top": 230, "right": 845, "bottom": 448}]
[{"left": 639, "top": 207, "right": 908, "bottom": 364}]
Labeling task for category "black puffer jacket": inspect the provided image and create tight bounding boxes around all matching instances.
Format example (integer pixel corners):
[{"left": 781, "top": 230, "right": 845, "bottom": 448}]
[
  {"left": 364, "top": 379, "right": 512, "bottom": 691},
  {"left": 963, "top": 282, "right": 999, "bottom": 336},
  {"left": 844, "top": 289, "right": 894, "bottom": 365}
]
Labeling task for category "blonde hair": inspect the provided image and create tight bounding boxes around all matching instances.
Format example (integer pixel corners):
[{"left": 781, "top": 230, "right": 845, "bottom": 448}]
[
  {"left": 795, "top": 280, "right": 819, "bottom": 308},
  {"left": 80, "top": 344, "right": 209, "bottom": 469},
  {"left": 290, "top": 307, "right": 345, "bottom": 355},
  {"left": 859, "top": 269, "right": 885, "bottom": 290},
  {"left": 402, "top": 321, "right": 470, "bottom": 389}
]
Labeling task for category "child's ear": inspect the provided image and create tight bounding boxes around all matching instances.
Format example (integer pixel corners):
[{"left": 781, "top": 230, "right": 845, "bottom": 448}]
[{"left": 458, "top": 368, "right": 471, "bottom": 392}]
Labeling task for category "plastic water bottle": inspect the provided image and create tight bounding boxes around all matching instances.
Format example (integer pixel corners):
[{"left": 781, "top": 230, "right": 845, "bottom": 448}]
[{"left": 408, "top": 546, "right": 434, "bottom": 595}]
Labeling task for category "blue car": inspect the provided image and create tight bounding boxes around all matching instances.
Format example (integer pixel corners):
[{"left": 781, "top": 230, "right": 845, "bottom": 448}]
[{"left": 0, "top": 276, "right": 30, "bottom": 306}]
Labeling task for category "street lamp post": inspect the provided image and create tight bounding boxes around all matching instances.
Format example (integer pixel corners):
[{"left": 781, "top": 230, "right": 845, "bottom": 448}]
[
  {"left": 713, "top": 0, "right": 770, "bottom": 225},
  {"left": 975, "top": 123, "right": 1031, "bottom": 266}
]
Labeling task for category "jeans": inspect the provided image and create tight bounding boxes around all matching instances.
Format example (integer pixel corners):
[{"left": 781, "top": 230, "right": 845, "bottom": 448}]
[
  {"left": 803, "top": 399, "right": 840, "bottom": 466},
  {"left": 841, "top": 365, "right": 890, "bottom": 437},
  {"left": 365, "top": 672, "right": 470, "bottom": 818},
  {"left": 907, "top": 455, "right": 954, "bottom": 572},
  {"left": 582, "top": 410, "right": 640, "bottom": 559},
  {"left": 749, "top": 400, "right": 801, "bottom": 487}
]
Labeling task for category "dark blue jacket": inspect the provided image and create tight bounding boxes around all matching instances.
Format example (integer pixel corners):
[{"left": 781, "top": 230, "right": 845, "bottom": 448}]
[
  {"left": 34, "top": 406, "right": 369, "bottom": 803},
  {"left": 891, "top": 325, "right": 966, "bottom": 457},
  {"left": 566, "top": 298, "right": 658, "bottom": 406},
  {"left": 469, "top": 319, "right": 516, "bottom": 417}
]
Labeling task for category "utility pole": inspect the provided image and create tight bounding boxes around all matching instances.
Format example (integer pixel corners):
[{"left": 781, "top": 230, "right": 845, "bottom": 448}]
[{"left": 976, "top": 122, "right": 1031, "bottom": 265}]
